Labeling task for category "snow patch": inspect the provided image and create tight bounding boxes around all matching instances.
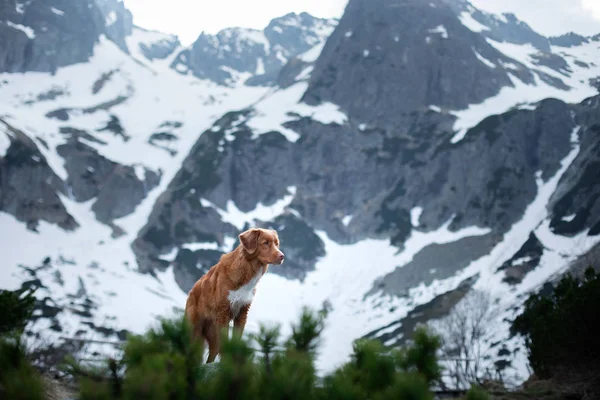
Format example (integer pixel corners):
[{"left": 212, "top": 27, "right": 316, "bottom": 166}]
[
  {"left": 159, "top": 248, "right": 178, "bottom": 262},
  {"left": 345, "top": 31, "right": 353, "bottom": 38},
  {"left": 255, "top": 57, "right": 265, "bottom": 75},
  {"left": 298, "top": 43, "right": 325, "bottom": 63},
  {"left": 561, "top": 213, "right": 576, "bottom": 222},
  {"left": 182, "top": 242, "right": 220, "bottom": 252},
  {"left": 342, "top": 215, "right": 353, "bottom": 226},
  {"left": 133, "top": 165, "right": 146, "bottom": 182},
  {"left": 237, "top": 29, "right": 270, "bottom": 53},
  {"left": 6, "top": 21, "right": 35, "bottom": 39},
  {"left": 246, "top": 82, "right": 347, "bottom": 143},
  {"left": 488, "top": 40, "right": 568, "bottom": 80},
  {"left": 275, "top": 50, "right": 287, "bottom": 64},
  {"left": 51, "top": 7, "right": 65, "bottom": 16},
  {"left": 295, "top": 66, "right": 313, "bottom": 81},
  {"left": 472, "top": 48, "right": 496, "bottom": 68},
  {"left": 105, "top": 11, "right": 117, "bottom": 26},
  {"left": 363, "top": 49, "right": 370, "bottom": 57},
  {"left": 200, "top": 187, "right": 297, "bottom": 231},
  {"left": 511, "top": 256, "right": 533, "bottom": 266},
  {"left": 428, "top": 25, "right": 448, "bottom": 39},
  {"left": 459, "top": 12, "right": 489, "bottom": 32},
  {"left": 410, "top": 207, "right": 423, "bottom": 227}
]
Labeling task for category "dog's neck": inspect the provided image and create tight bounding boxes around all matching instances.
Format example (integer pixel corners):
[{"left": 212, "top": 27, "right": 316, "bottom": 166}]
[{"left": 238, "top": 248, "right": 268, "bottom": 274}]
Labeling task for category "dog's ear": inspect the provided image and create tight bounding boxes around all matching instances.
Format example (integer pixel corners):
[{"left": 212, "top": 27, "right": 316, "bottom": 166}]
[
  {"left": 270, "top": 229, "right": 280, "bottom": 246},
  {"left": 239, "top": 229, "right": 260, "bottom": 254}
]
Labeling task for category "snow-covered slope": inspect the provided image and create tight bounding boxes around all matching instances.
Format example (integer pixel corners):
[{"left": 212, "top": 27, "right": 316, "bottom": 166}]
[
  {"left": 0, "top": 32, "right": 269, "bottom": 355},
  {"left": 1, "top": 0, "right": 600, "bottom": 387}
]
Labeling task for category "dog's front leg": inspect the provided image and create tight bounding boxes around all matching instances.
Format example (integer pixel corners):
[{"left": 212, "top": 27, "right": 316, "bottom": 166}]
[{"left": 233, "top": 303, "right": 251, "bottom": 338}]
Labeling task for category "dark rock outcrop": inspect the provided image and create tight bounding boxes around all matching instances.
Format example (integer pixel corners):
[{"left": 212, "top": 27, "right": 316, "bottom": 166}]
[
  {"left": 0, "top": 0, "right": 105, "bottom": 74},
  {"left": 497, "top": 232, "right": 545, "bottom": 285},
  {"left": 549, "top": 33, "right": 590, "bottom": 48},
  {"left": 0, "top": 120, "right": 77, "bottom": 231},
  {"left": 94, "top": 0, "right": 133, "bottom": 53},
  {"left": 55, "top": 134, "right": 160, "bottom": 225}
]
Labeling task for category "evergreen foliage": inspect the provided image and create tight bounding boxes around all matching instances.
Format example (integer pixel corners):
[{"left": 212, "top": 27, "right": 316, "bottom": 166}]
[
  {"left": 62, "top": 307, "right": 443, "bottom": 400},
  {"left": 0, "top": 287, "right": 44, "bottom": 399},
  {"left": 510, "top": 266, "right": 600, "bottom": 378},
  {"left": 464, "top": 385, "right": 490, "bottom": 400},
  {"left": 0, "top": 337, "right": 45, "bottom": 400},
  {"left": 0, "top": 287, "right": 36, "bottom": 336}
]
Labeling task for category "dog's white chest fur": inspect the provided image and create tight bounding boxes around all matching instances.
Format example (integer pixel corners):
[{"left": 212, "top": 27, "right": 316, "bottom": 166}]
[{"left": 228, "top": 270, "right": 263, "bottom": 317}]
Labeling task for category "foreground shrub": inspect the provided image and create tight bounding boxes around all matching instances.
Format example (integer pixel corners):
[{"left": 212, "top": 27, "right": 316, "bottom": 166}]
[
  {"left": 511, "top": 266, "right": 600, "bottom": 378},
  {"left": 65, "top": 307, "right": 443, "bottom": 400},
  {"left": 464, "top": 385, "right": 490, "bottom": 400},
  {"left": 0, "top": 287, "right": 36, "bottom": 336},
  {"left": 0, "top": 337, "right": 45, "bottom": 400},
  {"left": 0, "top": 287, "right": 45, "bottom": 400}
]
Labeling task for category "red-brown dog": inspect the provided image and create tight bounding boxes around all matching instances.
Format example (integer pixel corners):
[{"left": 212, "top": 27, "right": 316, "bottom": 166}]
[{"left": 184, "top": 227, "right": 284, "bottom": 363}]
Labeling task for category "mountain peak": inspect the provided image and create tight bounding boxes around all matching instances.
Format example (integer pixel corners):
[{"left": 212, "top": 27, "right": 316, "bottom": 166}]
[
  {"left": 169, "top": 11, "right": 336, "bottom": 86},
  {"left": 300, "top": 0, "right": 533, "bottom": 124}
]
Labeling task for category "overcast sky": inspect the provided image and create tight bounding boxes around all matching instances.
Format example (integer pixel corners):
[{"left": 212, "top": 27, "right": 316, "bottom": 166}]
[{"left": 123, "top": 0, "right": 600, "bottom": 46}]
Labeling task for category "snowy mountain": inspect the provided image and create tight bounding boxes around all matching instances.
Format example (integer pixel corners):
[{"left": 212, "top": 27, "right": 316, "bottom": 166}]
[
  {"left": 169, "top": 12, "right": 337, "bottom": 86},
  {"left": 1, "top": 0, "right": 600, "bottom": 386}
]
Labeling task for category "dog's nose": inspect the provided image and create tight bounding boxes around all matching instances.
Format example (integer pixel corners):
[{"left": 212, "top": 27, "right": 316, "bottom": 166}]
[{"left": 279, "top": 252, "right": 285, "bottom": 261}]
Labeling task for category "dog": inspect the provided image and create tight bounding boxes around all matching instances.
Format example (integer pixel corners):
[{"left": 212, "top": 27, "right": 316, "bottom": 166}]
[{"left": 184, "top": 227, "right": 285, "bottom": 363}]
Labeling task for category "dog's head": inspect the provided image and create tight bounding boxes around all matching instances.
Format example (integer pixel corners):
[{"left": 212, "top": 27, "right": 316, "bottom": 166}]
[{"left": 238, "top": 228, "right": 284, "bottom": 265}]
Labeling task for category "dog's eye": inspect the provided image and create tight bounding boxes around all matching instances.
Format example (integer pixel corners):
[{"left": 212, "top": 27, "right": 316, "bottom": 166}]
[{"left": 263, "top": 241, "right": 269, "bottom": 245}]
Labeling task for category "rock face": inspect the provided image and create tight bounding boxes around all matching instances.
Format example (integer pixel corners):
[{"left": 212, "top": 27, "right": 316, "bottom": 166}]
[
  {"left": 548, "top": 96, "right": 600, "bottom": 237},
  {"left": 549, "top": 33, "right": 590, "bottom": 48},
  {"left": 133, "top": 27, "right": 180, "bottom": 61},
  {"left": 301, "top": 0, "right": 533, "bottom": 126},
  {"left": 0, "top": 120, "right": 77, "bottom": 231},
  {"left": 132, "top": 89, "right": 588, "bottom": 290},
  {"left": 55, "top": 135, "right": 160, "bottom": 226},
  {"left": 0, "top": 0, "right": 105, "bottom": 73},
  {"left": 170, "top": 12, "right": 337, "bottom": 86},
  {"left": 94, "top": 0, "right": 133, "bottom": 53}
]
